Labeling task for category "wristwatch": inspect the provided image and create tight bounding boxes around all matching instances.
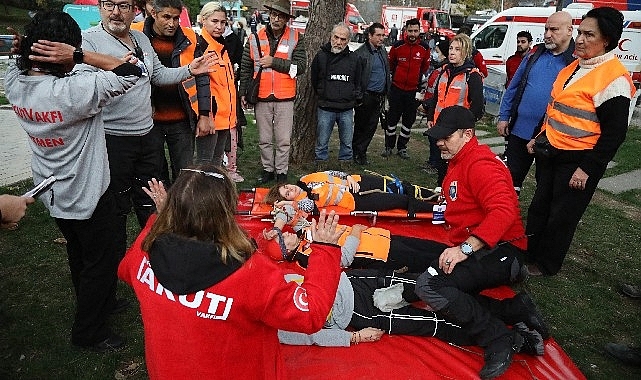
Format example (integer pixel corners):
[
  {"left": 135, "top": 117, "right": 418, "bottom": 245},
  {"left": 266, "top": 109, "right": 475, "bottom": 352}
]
[
  {"left": 73, "top": 48, "right": 84, "bottom": 64},
  {"left": 460, "top": 242, "right": 474, "bottom": 256}
]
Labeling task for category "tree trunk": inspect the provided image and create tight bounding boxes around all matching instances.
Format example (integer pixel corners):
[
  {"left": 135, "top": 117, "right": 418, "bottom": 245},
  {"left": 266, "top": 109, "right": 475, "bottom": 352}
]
[{"left": 290, "top": 0, "right": 347, "bottom": 163}]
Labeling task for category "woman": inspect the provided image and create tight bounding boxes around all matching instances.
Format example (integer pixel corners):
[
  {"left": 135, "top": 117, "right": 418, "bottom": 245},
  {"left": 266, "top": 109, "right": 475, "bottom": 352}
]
[
  {"left": 118, "top": 165, "right": 345, "bottom": 379},
  {"left": 426, "top": 33, "right": 485, "bottom": 184},
  {"left": 264, "top": 170, "right": 437, "bottom": 216},
  {"left": 196, "top": 2, "right": 238, "bottom": 170},
  {"left": 5, "top": 11, "right": 143, "bottom": 351},
  {"left": 262, "top": 228, "right": 544, "bottom": 356},
  {"left": 525, "top": 7, "right": 636, "bottom": 276}
]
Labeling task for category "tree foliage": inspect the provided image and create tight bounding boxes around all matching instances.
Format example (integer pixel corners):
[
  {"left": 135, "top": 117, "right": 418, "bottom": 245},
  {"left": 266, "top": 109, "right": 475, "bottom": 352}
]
[{"left": 291, "top": 0, "right": 347, "bottom": 163}]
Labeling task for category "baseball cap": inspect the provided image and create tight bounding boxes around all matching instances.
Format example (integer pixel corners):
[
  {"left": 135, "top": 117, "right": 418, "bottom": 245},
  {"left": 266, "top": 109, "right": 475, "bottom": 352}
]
[{"left": 426, "top": 105, "right": 475, "bottom": 140}]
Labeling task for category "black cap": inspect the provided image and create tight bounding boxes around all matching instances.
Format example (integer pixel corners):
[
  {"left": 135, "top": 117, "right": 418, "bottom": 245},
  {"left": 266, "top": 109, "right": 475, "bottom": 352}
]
[{"left": 427, "top": 105, "right": 475, "bottom": 139}]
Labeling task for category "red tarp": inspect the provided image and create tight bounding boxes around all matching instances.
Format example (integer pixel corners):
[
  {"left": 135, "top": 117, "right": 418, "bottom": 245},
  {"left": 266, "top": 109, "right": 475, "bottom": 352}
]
[
  {"left": 73, "top": 0, "right": 98, "bottom": 5},
  {"left": 236, "top": 189, "right": 586, "bottom": 380}
]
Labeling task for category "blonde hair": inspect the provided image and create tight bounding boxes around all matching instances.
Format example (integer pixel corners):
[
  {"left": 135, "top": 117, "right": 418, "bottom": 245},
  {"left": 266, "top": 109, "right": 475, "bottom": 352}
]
[
  {"left": 451, "top": 34, "right": 473, "bottom": 60},
  {"left": 200, "top": 1, "right": 227, "bottom": 20}
]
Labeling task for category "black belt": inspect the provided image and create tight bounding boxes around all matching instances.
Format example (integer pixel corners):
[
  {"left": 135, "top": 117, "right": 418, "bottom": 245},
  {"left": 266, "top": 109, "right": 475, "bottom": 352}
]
[{"left": 366, "top": 90, "right": 385, "bottom": 97}]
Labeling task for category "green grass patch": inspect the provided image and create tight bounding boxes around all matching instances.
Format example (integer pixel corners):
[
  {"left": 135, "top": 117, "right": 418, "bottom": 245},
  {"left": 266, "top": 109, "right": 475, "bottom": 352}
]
[{"left": 2, "top": 115, "right": 641, "bottom": 378}]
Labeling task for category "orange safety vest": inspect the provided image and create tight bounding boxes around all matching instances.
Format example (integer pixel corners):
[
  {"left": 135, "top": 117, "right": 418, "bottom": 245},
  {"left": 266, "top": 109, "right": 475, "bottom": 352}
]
[
  {"left": 297, "top": 225, "right": 392, "bottom": 262},
  {"left": 543, "top": 58, "right": 635, "bottom": 150},
  {"left": 300, "top": 173, "right": 363, "bottom": 210},
  {"left": 200, "top": 29, "right": 237, "bottom": 130},
  {"left": 133, "top": 21, "right": 200, "bottom": 116},
  {"left": 248, "top": 27, "right": 298, "bottom": 100},
  {"left": 433, "top": 67, "right": 479, "bottom": 123}
]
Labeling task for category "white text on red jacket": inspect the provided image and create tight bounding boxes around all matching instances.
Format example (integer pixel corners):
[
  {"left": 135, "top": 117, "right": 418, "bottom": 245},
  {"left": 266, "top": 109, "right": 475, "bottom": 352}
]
[{"left": 136, "top": 256, "right": 234, "bottom": 320}]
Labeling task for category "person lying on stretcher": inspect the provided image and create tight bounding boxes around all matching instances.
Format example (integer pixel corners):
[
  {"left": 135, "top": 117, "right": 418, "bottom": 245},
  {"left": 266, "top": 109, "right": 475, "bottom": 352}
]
[
  {"left": 263, "top": 200, "right": 443, "bottom": 273},
  {"left": 264, "top": 170, "right": 437, "bottom": 217},
  {"left": 260, "top": 229, "right": 546, "bottom": 355}
]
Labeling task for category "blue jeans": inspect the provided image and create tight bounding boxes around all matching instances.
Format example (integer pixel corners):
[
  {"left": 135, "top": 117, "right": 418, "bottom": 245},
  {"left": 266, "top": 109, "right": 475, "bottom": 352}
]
[{"left": 315, "top": 107, "right": 354, "bottom": 161}]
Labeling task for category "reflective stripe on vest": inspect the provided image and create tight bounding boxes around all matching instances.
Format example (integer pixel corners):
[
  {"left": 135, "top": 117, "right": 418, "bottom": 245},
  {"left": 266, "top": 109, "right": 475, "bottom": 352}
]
[
  {"left": 179, "top": 28, "right": 199, "bottom": 115},
  {"left": 298, "top": 225, "right": 392, "bottom": 262},
  {"left": 434, "top": 68, "right": 478, "bottom": 122},
  {"left": 301, "top": 172, "right": 357, "bottom": 210},
  {"left": 543, "top": 58, "right": 634, "bottom": 150},
  {"left": 249, "top": 27, "right": 298, "bottom": 99}
]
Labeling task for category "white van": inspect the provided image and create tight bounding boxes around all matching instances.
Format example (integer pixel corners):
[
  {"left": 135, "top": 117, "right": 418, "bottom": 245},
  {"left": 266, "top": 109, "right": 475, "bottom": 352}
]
[{"left": 470, "top": 5, "right": 641, "bottom": 85}]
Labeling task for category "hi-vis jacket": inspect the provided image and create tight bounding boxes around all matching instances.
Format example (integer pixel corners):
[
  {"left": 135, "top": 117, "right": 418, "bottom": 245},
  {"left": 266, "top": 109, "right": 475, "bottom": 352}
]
[
  {"left": 299, "top": 172, "right": 363, "bottom": 210},
  {"left": 249, "top": 26, "right": 299, "bottom": 100},
  {"left": 433, "top": 63, "right": 482, "bottom": 123},
  {"left": 135, "top": 18, "right": 210, "bottom": 128},
  {"left": 198, "top": 30, "right": 237, "bottom": 130},
  {"left": 543, "top": 58, "right": 635, "bottom": 150}
]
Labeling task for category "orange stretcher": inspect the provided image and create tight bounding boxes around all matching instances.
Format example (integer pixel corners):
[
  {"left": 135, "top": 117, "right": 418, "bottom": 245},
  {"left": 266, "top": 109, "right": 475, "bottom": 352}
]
[{"left": 237, "top": 188, "right": 436, "bottom": 222}]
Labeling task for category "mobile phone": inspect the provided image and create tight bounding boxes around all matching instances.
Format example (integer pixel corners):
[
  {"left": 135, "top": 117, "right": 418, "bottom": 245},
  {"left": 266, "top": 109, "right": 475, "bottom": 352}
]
[{"left": 23, "top": 176, "right": 57, "bottom": 198}]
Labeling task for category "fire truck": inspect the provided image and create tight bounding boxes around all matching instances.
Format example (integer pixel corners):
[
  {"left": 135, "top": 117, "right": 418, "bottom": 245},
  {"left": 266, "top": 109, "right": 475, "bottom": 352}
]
[
  {"left": 381, "top": 5, "right": 456, "bottom": 40},
  {"left": 290, "top": 1, "right": 369, "bottom": 42}
]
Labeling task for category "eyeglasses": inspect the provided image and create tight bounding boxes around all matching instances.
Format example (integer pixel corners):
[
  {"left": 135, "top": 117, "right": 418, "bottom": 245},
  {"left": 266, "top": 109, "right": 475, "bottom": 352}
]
[
  {"left": 100, "top": 1, "right": 133, "bottom": 12},
  {"left": 269, "top": 11, "right": 287, "bottom": 20},
  {"left": 180, "top": 168, "right": 225, "bottom": 179}
]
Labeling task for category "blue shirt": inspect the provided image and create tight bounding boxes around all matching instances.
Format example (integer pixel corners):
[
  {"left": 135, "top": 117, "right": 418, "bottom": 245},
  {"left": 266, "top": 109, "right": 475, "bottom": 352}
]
[
  {"left": 367, "top": 45, "right": 386, "bottom": 93},
  {"left": 499, "top": 49, "right": 570, "bottom": 140}
]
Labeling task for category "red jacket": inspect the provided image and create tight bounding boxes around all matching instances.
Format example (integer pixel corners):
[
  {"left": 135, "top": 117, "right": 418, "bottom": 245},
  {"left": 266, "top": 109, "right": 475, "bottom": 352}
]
[
  {"left": 505, "top": 51, "right": 526, "bottom": 87},
  {"left": 389, "top": 38, "right": 431, "bottom": 91},
  {"left": 118, "top": 215, "right": 343, "bottom": 379},
  {"left": 442, "top": 136, "right": 527, "bottom": 250}
]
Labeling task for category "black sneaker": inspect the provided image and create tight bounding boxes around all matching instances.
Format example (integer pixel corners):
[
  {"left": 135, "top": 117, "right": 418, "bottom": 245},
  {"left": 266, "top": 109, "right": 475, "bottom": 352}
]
[
  {"left": 75, "top": 332, "right": 126, "bottom": 353},
  {"left": 381, "top": 147, "right": 393, "bottom": 157},
  {"left": 479, "top": 332, "right": 524, "bottom": 380},
  {"left": 513, "top": 322, "right": 544, "bottom": 356},
  {"left": 621, "top": 283, "right": 641, "bottom": 299},
  {"left": 354, "top": 155, "right": 369, "bottom": 165},
  {"left": 276, "top": 173, "right": 287, "bottom": 184},
  {"left": 397, "top": 149, "right": 410, "bottom": 159},
  {"left": 513, "top": 292, "right": 550, "bottom": 339},
  {"left": 256, "top": 170, "right": 274, "bottom": 185}
]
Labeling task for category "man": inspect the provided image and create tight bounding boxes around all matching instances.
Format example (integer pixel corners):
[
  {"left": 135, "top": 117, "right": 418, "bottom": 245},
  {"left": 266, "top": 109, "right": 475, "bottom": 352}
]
[
  {"left": 352, "top": 22, "right": 389, "bottom": 166},
  {"left": 135, "top": 0, "right": 212, "bottom": 183},
  {"left": 239, "top": 0, "right": 306, "bottom": 184},
  {"left": 76, "top": 0, "right": 213, "bottom": 261},
  {"left": 415, "top": 106, "right": 546, "bottom": 380},
  {"left": 311, "top": 23, "right": 362, "bottom": 170},
  {"left": 382, "top": 18, "right": 430, "bottom": 160},
  {"left": 497, "top": 11, "right": 574, "bottom": 194},
  {"left": 389, "top": 24, "right": 398, "bottom": 44},
  {"left": 505, "top": 30, "right": 532, "bottom": 87}
]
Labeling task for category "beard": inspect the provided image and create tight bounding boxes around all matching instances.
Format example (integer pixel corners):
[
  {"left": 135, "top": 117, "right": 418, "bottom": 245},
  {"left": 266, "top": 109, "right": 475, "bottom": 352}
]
[
  {"left": 331, "top": 45, "right": 346, "bottom": 54},
  {"left": 544, "top": 42, "right": 556, "bottom": 50},
  {"left": 440, "top": 151, "right": 454, "bottom": 160},
  {"left": 104, "top": 18, "right": 128, "bottom": 35}
]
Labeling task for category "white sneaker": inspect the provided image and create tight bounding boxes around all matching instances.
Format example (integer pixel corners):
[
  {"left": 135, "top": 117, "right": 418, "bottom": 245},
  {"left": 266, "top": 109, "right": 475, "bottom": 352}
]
[{"left": 228, "top": 172, "right": 244, "bottom": 182}]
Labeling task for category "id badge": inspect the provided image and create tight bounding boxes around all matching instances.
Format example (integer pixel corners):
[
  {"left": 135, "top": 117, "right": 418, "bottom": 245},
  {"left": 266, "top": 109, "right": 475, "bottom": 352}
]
[
  {"left": 432, "top": 204, "right": 446, "bottom": 224},
  {"left": 276, "top": 44, "right": 289, "bottom": 54}
]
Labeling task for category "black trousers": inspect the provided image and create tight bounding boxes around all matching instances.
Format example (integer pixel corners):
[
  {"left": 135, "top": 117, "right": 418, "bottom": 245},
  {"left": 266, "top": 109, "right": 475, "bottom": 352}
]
[
  {"left": 353, "top": 92, "right": 384, "bottom": 159},
  {"left": 415, "top": 244, "right": 525, "bottom": 347},
  {"left": 505, "top": 134, "right": 535, "bottom": 190},
  {"left": 385, "top": 85, "right": 419, "bottom": 150},
  {"left": 526, "top": 150, "right": 603, "bottom": 275},
  {"left": 348, "top": 269, "right": 472, "bottom": 345},
  {"left": 55, "top": 191, "right": 120, "bottom": 346},
  {"left": 354, "top": 175, "right": 434, "bottom": 213}
]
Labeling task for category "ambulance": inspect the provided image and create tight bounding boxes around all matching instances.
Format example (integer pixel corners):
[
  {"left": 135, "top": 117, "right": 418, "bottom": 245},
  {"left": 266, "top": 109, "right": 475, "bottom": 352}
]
[{"left": 470, "top": 5, "right": 641, "bottom": 84}]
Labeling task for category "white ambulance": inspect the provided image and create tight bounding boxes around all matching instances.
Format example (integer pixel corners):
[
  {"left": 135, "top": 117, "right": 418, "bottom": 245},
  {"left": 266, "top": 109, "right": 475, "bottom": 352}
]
[{"left": 470, "top": 5, "right": 641, "bottom": 85}]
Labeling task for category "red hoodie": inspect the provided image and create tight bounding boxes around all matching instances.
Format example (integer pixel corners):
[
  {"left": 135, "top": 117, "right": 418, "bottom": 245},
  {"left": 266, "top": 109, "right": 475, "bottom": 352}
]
[
  {"left": 118, "top": 215, "right": 343, "bottom": 379},
  {"left": 442, "top": 136, "right": 527, "bottom": 250}
]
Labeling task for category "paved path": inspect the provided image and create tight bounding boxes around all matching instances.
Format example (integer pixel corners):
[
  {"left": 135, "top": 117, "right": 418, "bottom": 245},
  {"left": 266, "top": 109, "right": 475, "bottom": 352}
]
[{"left": 0, "top": 106, "right": 31, "bottom": 186}]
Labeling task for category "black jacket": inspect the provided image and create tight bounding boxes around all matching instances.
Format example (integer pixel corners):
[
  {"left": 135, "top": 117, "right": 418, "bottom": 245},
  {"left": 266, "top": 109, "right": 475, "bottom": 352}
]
[
  {"left": 353, "top": 40, "right": 391, "bottom": 95},
  {"left": 141, "top": 17, "right": 211, "bottom": 127},
  {"left": 311, "top": 42, "right": 363, "bottom": 110}
]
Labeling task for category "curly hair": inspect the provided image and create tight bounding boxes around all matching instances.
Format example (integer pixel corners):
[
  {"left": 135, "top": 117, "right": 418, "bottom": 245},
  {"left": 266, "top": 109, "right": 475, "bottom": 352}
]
[
  {"left": 142, "top": 164, "right": 255, "bottom": 264},
  {"left": 17, "top": 11, "right": 81, "bottom": 75},
  {"left": 584, "top": 6, "right": 624, "bottom": 52}
]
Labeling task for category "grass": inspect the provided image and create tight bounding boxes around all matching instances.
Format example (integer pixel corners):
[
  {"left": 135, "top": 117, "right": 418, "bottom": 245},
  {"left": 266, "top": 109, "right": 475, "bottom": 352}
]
[{"left": 2, "top": 113, "right": 641, "bottom": 379}]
